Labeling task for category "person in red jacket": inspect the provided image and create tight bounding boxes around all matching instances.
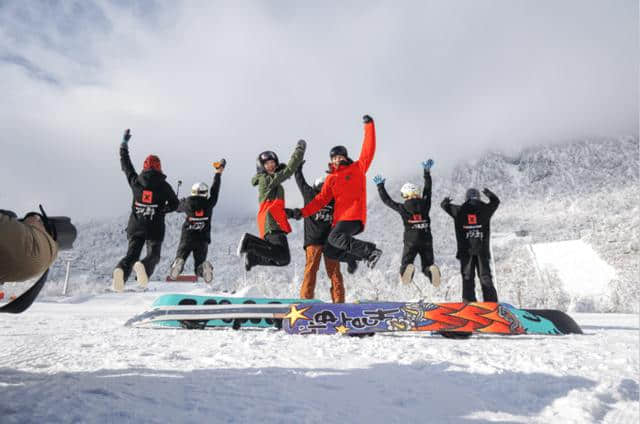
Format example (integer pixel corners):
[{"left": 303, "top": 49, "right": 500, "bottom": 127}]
[{"left": 290, "top": 115, "right": 382, "bottom": 275}]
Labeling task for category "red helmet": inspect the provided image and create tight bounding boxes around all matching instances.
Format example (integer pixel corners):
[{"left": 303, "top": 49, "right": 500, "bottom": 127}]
[{"left": 143, "top": 155, "right": 162, "bottom": 172}]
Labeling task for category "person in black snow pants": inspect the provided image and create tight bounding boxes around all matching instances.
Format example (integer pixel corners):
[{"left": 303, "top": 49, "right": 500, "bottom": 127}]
[
  {"left": 112, "top": 129, "right": 179, "bottom": 292},
  {"left": 441, "top": 188, "right": 500, "bottom": 303},
  {"left": 169, "top": 159, "right": 226, "bottom": 284},
  {"left": 373, "top": 159, "right": 441, "bottom": 287}
]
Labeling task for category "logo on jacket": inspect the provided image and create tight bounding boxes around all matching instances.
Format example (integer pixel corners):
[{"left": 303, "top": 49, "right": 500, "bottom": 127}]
[
  {"left": 142, "top": 190, "right": 154, "bottom": 204},
  {"left": 195, "top": 209, "right": 205, "bottom": 217},
  {"left": 467, "top": 214, "right": 477, "bottom": 225}
]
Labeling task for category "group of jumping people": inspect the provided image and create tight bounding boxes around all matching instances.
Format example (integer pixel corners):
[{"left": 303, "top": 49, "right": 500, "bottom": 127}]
[{"left": 111, "top": 115, "right": 500, "bottom": 304}]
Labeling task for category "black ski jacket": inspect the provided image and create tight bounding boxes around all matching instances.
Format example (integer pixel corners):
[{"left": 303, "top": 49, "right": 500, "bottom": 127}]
[
  {"left": 377, "top": 170, "right": 433, "bottom": 246},
  {"left": 177, "top": 173, "right": 221, "bottom": 243},
  {"left": 120, "top": 146, "right": 179, "bottom": 241},
  {"left": 441, "top": 189, "right": 500, "bottom": 259},
  {"left": 294, "top": 167, "right": 334, "bottom": 248}
]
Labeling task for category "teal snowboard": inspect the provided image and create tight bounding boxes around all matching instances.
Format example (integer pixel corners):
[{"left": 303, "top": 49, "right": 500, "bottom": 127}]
[{"left": 150, "top": 294, "right": 320, "bottom": 329}]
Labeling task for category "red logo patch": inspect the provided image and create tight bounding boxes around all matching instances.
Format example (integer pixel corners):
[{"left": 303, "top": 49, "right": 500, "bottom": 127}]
[
  {"left": 467, "top": 214, "right": 477, "bottom": 225},
  {"left": 411, "top": 214, "right": 423, "bottom": 221},
  {"left": 195, "top": 210, "right": 204, "bottom": 217},
  {"left": 142, "top": 190, "right": 153, "bottom": 204}
]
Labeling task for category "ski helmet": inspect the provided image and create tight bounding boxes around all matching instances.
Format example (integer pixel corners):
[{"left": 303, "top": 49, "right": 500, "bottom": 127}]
[
  {"left": 314, "top": 175, "right": 327, "bottom": 190},
  {"left": 143, "top": 155, "right": 162, "bottom": 172},
  {"left": 465, "top": 188, "right": 480, "bottom": 201},
  {"left": 191, "top": 182, "right": 209, "bottom": 198},
  {"left": 400, "top": 183, "right": 420, "bottom": 199},
  {"left": 256, "top": 150, "right": 279, "bottom": 173},
  {"left": 329, "top": 145, "right": 348, "bottom": 159}
]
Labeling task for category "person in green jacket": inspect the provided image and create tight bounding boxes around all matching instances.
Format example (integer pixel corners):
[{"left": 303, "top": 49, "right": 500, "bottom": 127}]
[{"left": 236, "top": 140, "right": 306, "bottom": 271}]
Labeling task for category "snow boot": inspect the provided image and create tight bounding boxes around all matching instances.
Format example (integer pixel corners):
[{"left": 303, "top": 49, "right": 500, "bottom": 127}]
[
  {"left": 401, "top": 264, "right": 415, "bottom": 285},
  {"left": 112, "top": 268, "right": 125, "bottom": 292},
  {"left": 428, "top": 264, "right": 441, "bottom": 287},
  {"left": 244, "top": 254, "right": 253, "bottom": 272},
  {"left": 169, "top": 258, "right": 185, "bottom": 280},
  {"left": 133, "top": 261, "right": 148, "bottom": 289},
  {"left": 347, "top": 260, "right": 358, "bottom": 274},
  {"left": 366, "top": 249, "right": 383, "bottom": 269},
  {"left": 237, "top": 233, "right": 250, "bottom": 257},
  {"left": 199, "top": 261, "right": 214, "bottom": 284}
]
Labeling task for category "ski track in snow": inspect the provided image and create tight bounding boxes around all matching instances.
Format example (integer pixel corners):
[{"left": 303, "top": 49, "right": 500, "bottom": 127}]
[{"left": 1, "top": 285, "right": 638, "bottom": 424}]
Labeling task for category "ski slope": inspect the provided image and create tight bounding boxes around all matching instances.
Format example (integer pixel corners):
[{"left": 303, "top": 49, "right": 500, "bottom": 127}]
[{"left": 1, "top": 283, "right": 638, "bottom": 423}]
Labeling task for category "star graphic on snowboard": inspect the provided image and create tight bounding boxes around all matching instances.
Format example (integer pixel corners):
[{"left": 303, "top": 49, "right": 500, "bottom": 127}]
[
  {"left": 335, "top": 325, "right": 349, "bottom": 334},
  {"left": 284, "top": 305, "right": 312, "bottom": 327}
]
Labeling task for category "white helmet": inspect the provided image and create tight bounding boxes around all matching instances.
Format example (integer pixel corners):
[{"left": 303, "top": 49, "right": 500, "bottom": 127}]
[
  {"left": 191, "top": 182, "right": 209, "bottom": 198},
  {"left": 314, "top": 175, "right": 327, "bottom": 189},
  {"left": 400, "top": 182, "right": 420, "bottom": 198}
]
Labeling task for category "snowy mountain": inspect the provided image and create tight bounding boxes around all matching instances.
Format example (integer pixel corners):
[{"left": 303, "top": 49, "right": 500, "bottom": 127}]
[{"left": 43, "top": 137, "right": 639, "bottom": 313}]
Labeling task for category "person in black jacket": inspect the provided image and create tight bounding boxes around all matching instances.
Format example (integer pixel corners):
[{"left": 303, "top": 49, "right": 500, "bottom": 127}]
[
  {"left": 441, "top": 187, "right": 500, "bottom": 303},
  {"left": 169, "top": 159, "right": 226, "bottom": 284},
  {"left": 287, "top": 161, "right": 345, "bottom": 303},
  {"left": 373, "top": 159, "right": 440, "bottom": 287},
  {"left": 112, "top": 129, "right": 179, "bottom": 292}
]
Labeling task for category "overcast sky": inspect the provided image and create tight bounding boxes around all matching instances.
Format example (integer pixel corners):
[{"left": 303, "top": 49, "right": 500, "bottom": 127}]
[{"left": 1, "top": 0, "right": 637, "bottom": 220}]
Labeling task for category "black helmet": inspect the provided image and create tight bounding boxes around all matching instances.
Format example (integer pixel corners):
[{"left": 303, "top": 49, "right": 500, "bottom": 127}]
[
  {"left": 256, "top": 151, "right": 279, "bottom": 173},
  {"left": 465, "top": 188, "right": 480, "bottom": 201},
  {"left": 329, "top": 145, "right": 348, "bottom": 159}
]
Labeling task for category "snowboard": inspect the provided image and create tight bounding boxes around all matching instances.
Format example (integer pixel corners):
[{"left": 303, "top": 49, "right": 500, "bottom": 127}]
[
  {"left": 280, "top": 301, "right": 583, "bottom": 336},
  {"left": 127, "top": 294, "right": 320, "bottom": 329}
]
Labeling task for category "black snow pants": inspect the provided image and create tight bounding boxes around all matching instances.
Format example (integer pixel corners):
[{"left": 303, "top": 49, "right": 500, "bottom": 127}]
[
  {"left": 324, "top": 220, "right": 376, "bottom": 263},
  {"left": 459, "top": 253, "right": 498, "bottom": 302},
  {"left": 116, "top": 236, "right": 162, "bottom": 281},
  {"left": 245, "top": 231, "right": 291, "bottom": 267},
  {"left": 176, "top": 237, "right": 209, "bottom": 274},
  {"left": 400, "top": 243, "right": 434, "bottom": 278}
]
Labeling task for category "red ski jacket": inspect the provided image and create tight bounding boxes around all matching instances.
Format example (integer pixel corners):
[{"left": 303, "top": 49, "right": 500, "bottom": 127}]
[{"left": 301, "top": 120, "right": 376, "bottom": 227}]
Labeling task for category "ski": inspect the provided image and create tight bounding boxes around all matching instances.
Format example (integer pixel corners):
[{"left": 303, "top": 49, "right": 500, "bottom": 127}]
[
  {"left": 280, "top": 301, "right": 583, "bottom": 336},
  {"left": 0, "top": 270, "right": 49, "bottom": 314}
]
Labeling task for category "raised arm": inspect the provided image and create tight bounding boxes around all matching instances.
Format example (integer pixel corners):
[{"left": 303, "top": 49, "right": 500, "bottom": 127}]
[
  {"left": 483, "top": 188, "right": 500, "bottom": 216},
  {"left": 421, "top": 159, "right": 433, "bottom": 212},
  {"left": 294, "top": 161, "right": 315, "bottom": 200},
  {"left": 374, "top": 175, "right": 403, "bottom": 213},
  {"left": 209, "top": 173, "right": 222, "bottom": 208},
  {"left": 262, "top": 140, "right": 306, "bottom": 196},
  {"left": 440, "top": 197, "right": 460, "bottom": 218},
  {"left": 119, "top": 129, "right": 138, "bottom": 187},
  {"left": 357, "top": 115, "right": 376, "bottom": 172}
]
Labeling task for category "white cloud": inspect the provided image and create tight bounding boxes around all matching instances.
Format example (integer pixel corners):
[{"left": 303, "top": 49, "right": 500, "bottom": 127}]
[{"left": 0, "top": 0, "right": 637, "bottom": 219}]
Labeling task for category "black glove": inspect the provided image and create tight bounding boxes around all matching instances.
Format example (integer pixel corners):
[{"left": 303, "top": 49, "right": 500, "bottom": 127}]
[
  {"left": 122, "top": 129, "right": 132, "bottom": 145},
  {"left": 0, "top": 209, "right": 17, "bottom": 218},
  {"left": 442, "top": 197, "right": 451, "bottom": 205},
  {"left": 363, "top": 115, "right": 373, "bottom": 124},
  {"left": 291, "top": 208, "right": 303, "bottom": 220},
  {"left": 482, "top": 188, "right": 494, "bottom": 198},
  {"left": 297, "top": 139, "right": 307, "bottom": 150}
]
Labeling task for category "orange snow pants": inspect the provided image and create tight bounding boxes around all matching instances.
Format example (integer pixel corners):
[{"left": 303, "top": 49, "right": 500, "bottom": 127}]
[{"left": 300, "top": 245, "right": 344, "bottom": 303}]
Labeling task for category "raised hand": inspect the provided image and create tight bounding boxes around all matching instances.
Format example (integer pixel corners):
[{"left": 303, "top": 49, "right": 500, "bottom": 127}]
[
  {"left": 122, "top": 129, "right": 132, "bottom": 145},
  {"left": 422, "top": 159, "right": 434, "bottom": 170},
  {"left": 373, "top": 174, "right": 385, "bottom": 185},
  {"left": 297, "top": 139, "right": 307, "bottom": 151},
  {"left": 363, "top": 115, "right": 373, "bottom": 124}
]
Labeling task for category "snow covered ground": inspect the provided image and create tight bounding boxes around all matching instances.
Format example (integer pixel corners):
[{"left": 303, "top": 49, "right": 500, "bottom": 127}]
[{"left": 1, "top": 283, "right": 638, "bottom": 424}]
